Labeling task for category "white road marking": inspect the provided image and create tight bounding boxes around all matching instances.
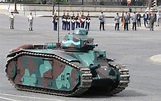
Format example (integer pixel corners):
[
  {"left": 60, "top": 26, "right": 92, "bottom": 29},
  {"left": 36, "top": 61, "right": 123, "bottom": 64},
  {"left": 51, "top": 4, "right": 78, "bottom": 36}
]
[
  {"left": 0, "top": 93, "right": 63, "bottom": 101},
  {"left": 0, "top": 96, "right": 20, "bottom": 101}
]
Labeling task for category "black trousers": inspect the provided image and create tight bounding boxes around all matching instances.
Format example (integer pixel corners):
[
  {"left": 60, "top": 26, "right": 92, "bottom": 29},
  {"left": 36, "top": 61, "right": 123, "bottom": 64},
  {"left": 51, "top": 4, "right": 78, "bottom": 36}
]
[
  {"left": 144, "top": 19, "right": 148, "bottom": 27},
  {"left": 100, "top": 22, "right": 105, "bottom": 30},
  {"left": 71, "top": 22, "right": 75, "bottom": 30},
  {"left": 137, "top": 19, "right": 141, "bottom": 27},
  {"left": 124, "top": 23, "right": 128, "bottom": 30},
  {"left": 150, "top": 22, "right": 154, "bottom": 31},
  {"left": 115, "top": 23, "right": 119, "bottom": 30},
  {"left": 132, "top": 22, "right": 137, "bottom": 30},
  {"left": 85, "top": 22, "right": 90, "bottom": 30}
]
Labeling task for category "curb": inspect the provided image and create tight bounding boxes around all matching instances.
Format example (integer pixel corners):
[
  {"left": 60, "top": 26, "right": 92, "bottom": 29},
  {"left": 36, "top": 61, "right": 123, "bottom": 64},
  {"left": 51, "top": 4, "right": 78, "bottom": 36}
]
[{"left": 150, "top": 54, "right": 161, "bottom": 63}]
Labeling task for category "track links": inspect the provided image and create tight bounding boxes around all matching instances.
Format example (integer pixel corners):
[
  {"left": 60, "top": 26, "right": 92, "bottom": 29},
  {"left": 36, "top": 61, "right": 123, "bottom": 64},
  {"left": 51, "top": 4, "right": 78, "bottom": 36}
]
[
  {"left": 6, "top": 50, "right": 92, "bottom": 96},
  {"left": 108, "top": 62, "right": 130, "bottom": 95}
]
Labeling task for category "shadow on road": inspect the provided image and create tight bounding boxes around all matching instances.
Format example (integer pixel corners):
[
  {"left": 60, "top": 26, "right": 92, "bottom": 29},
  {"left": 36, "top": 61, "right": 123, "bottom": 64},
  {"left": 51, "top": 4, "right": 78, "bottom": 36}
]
[{"left": 76, "top": 90, "right": 146, "bottom": 98}]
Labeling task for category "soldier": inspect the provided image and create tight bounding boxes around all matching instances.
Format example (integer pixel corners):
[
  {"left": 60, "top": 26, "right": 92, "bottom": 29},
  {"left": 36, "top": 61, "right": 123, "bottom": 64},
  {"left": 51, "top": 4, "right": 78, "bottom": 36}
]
[
  {"left": 114, "top": 13, "right": 120, "bottom": 31},
  {"left": 156, "top": 11, "right": 160, "bottom": 27},
  {"left": 81, "top": 12, "right": 85, "bottom": 28},
  {"left": 9, "top": 12, "right": 14, "bottom": 29},
  {"left": 143, "top": 11, "right": 149, "bottom": 27},
  {"left": 66, "top": 13, "right": 70, "bottom": 30},
  {"left": 52, "top": 13, "right": 58, "bottom": 30},
  {"left": 127, "top": 12, "right": 131, "bottom": 24},
  {"left": 124, "top": 12, "right": 129, "bottom": 31},
  {"left": 131, "top": 12, "right": 137, "bottom": 31},
  {"left": 137, "top": 12, "right": 141, "bottom": 27},
  {"left": 149, "top": 12, "right": 156, "bottom": 31},
  {"left": 27, "top": 12, "right": 34, "bottom": 31},
  {"left": 71, "top": 12, "right": 76, "bottom": 30},
  {"left": 76, "top": 13, "right": 80, "bottom": 28},
  {"left": 62, "top": 12, "right": 66, "bottom": 30},
  {"left": 99, "top": 12, "right": 105, "bottom": 31},
  {"left": 85, "top": 13, "right": 91, "bottom": 30}
]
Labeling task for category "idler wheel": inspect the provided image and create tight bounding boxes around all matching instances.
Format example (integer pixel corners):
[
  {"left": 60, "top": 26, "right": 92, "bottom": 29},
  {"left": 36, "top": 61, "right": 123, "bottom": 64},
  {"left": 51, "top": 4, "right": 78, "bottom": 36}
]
[{"left": 6, "top": 61, "right": 17, "bottom": 79}]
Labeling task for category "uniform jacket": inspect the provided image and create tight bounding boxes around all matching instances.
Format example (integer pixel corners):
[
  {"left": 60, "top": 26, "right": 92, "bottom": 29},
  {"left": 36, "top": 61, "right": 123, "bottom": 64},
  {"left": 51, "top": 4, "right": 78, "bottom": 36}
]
[
  {"left": 114, "top": 15, "right": 120, "bottom": 23},
  {"left": 131, "top": 14, "right": 137, "bottom": 23},
  {"left": 99, "top": 14, "right": 105, "bottom": 22}
]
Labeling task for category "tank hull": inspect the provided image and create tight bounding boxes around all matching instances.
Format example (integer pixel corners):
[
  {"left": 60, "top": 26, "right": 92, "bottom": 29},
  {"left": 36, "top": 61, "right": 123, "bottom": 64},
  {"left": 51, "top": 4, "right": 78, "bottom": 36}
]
[{"left": 6, "top": 48, "right": 129, "bottom": 96}]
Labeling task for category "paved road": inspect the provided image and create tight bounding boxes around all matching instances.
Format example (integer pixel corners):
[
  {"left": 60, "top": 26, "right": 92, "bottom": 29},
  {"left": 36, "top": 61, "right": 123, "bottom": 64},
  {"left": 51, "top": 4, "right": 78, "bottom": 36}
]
[{"left": 0, "top": 14, "right": 161, "bottom": 101}]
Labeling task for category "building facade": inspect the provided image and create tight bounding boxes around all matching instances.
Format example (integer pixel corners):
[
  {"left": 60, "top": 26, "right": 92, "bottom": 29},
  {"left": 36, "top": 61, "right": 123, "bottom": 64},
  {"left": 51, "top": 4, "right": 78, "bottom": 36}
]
[{"left": 2, "top": 0, "right": 161, "bottom": 6}]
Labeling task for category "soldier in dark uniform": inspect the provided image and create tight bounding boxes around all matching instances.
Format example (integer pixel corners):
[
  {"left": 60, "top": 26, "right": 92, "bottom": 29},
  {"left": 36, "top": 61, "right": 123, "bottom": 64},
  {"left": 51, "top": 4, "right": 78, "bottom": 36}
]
[
  {"left": 52, "top": 13, "right": 58, "bottom": 30},
  {"left": 149, "top": 12, "right": 156, "bottom": 31},
  {"left": 99, "top": 12, "right": 105, "bottom": 31},
  {"left": 114, "top": 13, "right": 120, "bottom": 31},
  {"left": 81, "top": 12, "right": 85, "bottom": 28},
  {"left": 66, "top": 13, "right": 70, "bottom": 30},
  {"left": 137, "top": 12, "right": 141, "bottom": 27},
  {"left": 62, "top": 12, "right": 66, "bottom": 30},
  {"left": 143, "top": 11, "right": 149, "bottom": 27},
  {"left": 85, "top": 13, "right": 91, "bottom": 30},
  {"left": 76, "top": 13, "right": 80, "bottom": 28},
  {"left": 131, "top": 12, "right": 137, "bottom": 31},
  {"left": 124, "top": 12, "right": 129, "bottom": 31},
  {"left": 71, "top": 12, "right": 76, "bottom": 30}
]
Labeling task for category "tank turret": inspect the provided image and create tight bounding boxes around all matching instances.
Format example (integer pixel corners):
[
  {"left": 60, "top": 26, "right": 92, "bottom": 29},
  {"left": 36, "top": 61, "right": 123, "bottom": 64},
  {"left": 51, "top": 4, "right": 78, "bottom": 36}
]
[{"left": 61, "top": 28, "right": 97, "bottom": 51}]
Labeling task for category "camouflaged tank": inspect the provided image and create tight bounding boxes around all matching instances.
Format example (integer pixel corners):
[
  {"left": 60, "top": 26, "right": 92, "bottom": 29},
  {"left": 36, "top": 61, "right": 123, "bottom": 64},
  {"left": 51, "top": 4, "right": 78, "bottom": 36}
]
[{"left": 5, "top": 28, "right": 130, "bottom": 96}]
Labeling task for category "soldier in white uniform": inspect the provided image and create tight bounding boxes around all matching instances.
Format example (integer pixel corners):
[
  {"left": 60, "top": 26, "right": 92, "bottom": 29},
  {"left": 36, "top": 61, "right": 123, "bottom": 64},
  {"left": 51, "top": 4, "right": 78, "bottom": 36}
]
[
  {"left": 52, "top": 13, "right": 58, "bottom": 30},
  {"left": 71, "top": 13, "right": 76, "bottom": 30},
  {"left": 27, "top": 12, "right": 34, "bottom": 31},
  {"left": 66, "top": 13, "right": 71, "bottom": 30},
  {"left": 9, "top": 12, "right": 14, "bottom": 29},
  {"left": 76, "top": 13, "right": 80, "bottom": 28},
  {"left": 85, "top": 13, "right": 91, "bottom": 30},
  {"left": 80, "top": 12, "right": 85, "bottom": 28},
  {"left": 62, "top": 12, "right": 67, "bottom": 30}
]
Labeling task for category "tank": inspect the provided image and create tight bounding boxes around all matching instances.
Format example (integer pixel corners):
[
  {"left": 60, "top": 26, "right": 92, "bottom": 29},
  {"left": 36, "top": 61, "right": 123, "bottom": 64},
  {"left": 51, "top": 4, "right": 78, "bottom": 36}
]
[{"left": 5, "top": 28, "right": 130, "bottom": 96}]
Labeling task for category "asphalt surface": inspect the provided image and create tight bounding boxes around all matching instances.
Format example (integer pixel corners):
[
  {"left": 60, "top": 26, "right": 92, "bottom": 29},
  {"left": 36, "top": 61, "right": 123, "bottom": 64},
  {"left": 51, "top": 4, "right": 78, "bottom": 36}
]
[{"left": 0, "top": 14, "right": 161, "bottom": 101}]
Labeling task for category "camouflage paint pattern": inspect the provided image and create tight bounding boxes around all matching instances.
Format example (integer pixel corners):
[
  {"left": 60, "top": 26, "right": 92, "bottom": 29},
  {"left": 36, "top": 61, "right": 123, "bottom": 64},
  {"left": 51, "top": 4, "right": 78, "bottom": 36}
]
[
  {"left": 9, "top": 55, "right": 80, "bottom": 91},
  {"left": 61, "top": 28, "right": 96, "bottom": 51},
  {"left": 6, "top": 28, "right": 130, "bottom": 96}
]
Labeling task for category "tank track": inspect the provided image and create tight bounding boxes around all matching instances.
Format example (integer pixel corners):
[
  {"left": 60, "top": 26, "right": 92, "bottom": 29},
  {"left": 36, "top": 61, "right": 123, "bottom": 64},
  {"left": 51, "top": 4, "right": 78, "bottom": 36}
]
[
  {"left": 6, "top": 50, "right": 130, "bottom": 96},
  {"left": 108, "top": 62, "right": 130, "bottom": 95},
  {"left": 6, "top": 50, "right": 92, "bottom": 96}
]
